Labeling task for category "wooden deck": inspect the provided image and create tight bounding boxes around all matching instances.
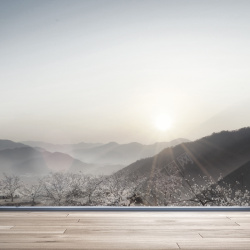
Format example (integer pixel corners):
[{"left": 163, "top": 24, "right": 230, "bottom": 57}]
[{"left": 0, "top": 211, "right": 250, "bottom": 249}]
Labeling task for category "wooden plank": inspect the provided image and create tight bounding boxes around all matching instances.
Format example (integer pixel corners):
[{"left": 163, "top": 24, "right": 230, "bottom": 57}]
[
  {"left": 28, "top": 212, "right": 69, "bottom": 217},
  {"left": 0, "top": 213, "right": 30, "bottom": 217},
  {"left": 68, "top": 212, "right": 249, "bottom": 218},
  {"left": 0, "top": 234, "right": 198, "bottom": 241},
  {"left": 0, "top": 218, "right": 79, "bottom": 226},
  {"left": 64, "top": 229, "right": 201, "bottom": 238},
  {"left": 0, "top": 226, "right": 13, "bottom": 230},
  {"left": 78, "top": 221, "right": 238, "bottom": 226},
  {"left": 0, "top": 241, "right": 179, "bottom": 249},
  {"left": 77, "top": 217, "right": 236, "bottom": 221},
  {"left": 0, "top": 218, "right": 77, "bottom": 221},
  {"left": 0, "top": 230, "right": 65, "bottom": 234},
  {"left": 8, "top": 225, "right": 241, "bottom": 229},
  {"left": 0, "top": 211, "right": 250, "bottom": 249},
  {"left": 228, "top": 218, "right": 250, "bottom": 223},
  {"left": 177, "top": 239, "right": 250, "bottom": 250},
  {"left": 233, "top": 223, "right": 250, "bottom": 229},
  {"left": 200, "top": 230, "right": 250, "bottom": 238}
]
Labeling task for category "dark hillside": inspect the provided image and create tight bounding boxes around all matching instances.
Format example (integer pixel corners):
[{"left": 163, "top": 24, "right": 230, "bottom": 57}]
[
  {"left": 118, "top": 127, "right": 250, "bottom": 181},
  {"left": 221, "top": 160, "right": 250, "bottom": 191}
]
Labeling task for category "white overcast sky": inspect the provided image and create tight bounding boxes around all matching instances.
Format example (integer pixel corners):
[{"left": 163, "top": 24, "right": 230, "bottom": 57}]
[{"left": 1, "top": 0, "right": 250, "bottom": 144}]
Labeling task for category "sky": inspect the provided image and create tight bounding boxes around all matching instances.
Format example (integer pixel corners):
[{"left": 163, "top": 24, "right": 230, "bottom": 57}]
[{"left": 1, "top": 0, "right": 250, "bottom": 144}]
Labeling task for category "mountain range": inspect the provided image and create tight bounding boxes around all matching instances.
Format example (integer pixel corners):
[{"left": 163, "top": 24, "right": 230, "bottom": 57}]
[
  {"left": 0, "top": 138, "right": 189, "bottom": 176},
  {"left": 21, "top": 139, "right": 189, "bottom": 165},
  {"left": 0, "top": 145, "right": 91, "bottom": 176},
  {"left": 1, "top": 127, "right": 250, "bottom": 182}
]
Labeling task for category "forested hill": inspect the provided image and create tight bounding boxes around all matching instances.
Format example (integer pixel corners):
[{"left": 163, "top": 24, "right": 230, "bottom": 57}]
[
  {"left": 118, "top": 127, "right": 250, "bottom": 180},
  {"left": 220, "top": 160, "right": 250, "bottom": 191}
]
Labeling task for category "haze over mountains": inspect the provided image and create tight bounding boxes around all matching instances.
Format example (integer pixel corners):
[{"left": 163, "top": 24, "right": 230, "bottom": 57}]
[
  {"left": 22, "top": 139, "right": 189, "bottom": 165},
  {"left": 0, "top": 138, "right": 189, "bottom": 176},
  {"left": 0, "top": 145, "right": 92, "bottom": 176},
  {"left": 189, "top": 100, "right": 250, "bottom": 140},
  {"left": 1, "top": 127, "right": 250, "bottom": 185}
]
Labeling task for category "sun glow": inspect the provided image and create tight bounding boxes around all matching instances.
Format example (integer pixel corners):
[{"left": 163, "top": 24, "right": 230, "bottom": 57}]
[{"left": 154, "top": 114, "right": 173, "bottom": 131}]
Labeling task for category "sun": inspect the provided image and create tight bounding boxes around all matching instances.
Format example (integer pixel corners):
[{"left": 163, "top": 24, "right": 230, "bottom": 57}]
[{"left": 154, "top": 114, "right": 173, "bottom": 131}]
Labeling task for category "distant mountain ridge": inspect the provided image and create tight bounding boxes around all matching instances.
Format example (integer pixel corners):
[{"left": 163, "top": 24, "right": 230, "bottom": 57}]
[
  {"left": 0, "top": 140, "right": 91, "bottom": 176},
  {"left": 0, "top": 138, "right": 189, "bottom": 176},
  {"left": 0, "top": 145, "right": 125, "bottom": 176},
  {"left": 1, "top": 128, "right": 249, "bottom": 180},
  {"left": 22, "top": 138, "right": 190, "bottom": 165},
  {"left": 0, "top": 140, "right": 28, "bottom": 151},
  {"left": 21, "top": 141, "right": 103, "bottom": 154}
]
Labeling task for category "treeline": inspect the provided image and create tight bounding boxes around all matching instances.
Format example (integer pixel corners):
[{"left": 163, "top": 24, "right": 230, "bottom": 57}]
[{"left": 0, "top": 169, "right": 249, "bottom": 206}]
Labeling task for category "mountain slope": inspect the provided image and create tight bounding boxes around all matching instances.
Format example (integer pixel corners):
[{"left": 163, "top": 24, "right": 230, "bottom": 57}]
[
  {"left": 0, "top": 147, "right": 49, "bottom": 176},
  {"left": 220, "top": 160, "right": 250, "bottom": 191},
  {"left": 0, "top": 140, "right": 27, "bottom": 151},
  {"left": 118, "top": 127, "right": 250, "bottom": 181},
  {"left": 40, "top": 151, "right": 93, "bottom": 173},
  {"left": 0, "top": 147, "right": 91, "bottom": 176}
]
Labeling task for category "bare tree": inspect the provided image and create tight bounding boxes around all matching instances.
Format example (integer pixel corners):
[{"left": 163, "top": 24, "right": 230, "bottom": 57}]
[
  {"left": 83, "top": 175, "right": 104, "bottom": 205},
  {"left": 0, "top": 174, "right": 22, "bottom": 202},
  {"left": 5, "top": 168, "right": 249, "bottom": 207},
  {"left": 143, "top": 169, "right": 182, "bottom": 206},
  {"left": 65, "top": 174, "right": 104, "bottom": 206},
  {"left": 125, "top": 174, "right": 147, "bottom": 206},
  {"left": 95, "top": 174, "right": 126, "bottom": 206},
  {"left": 102, "top": 172, "right": 146, "bottom": 206},
  {"left": 20, "top": 181, "right": 43, "bottom": 206},
  {"left": 41, "top": 172, "right": 72, "bottom": 205},
  {"left": 180, "top": 175, "right": 250, "bottom": 206}
]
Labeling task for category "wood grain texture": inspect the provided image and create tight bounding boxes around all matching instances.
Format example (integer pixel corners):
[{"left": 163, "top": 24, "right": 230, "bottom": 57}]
[{"left": 0, "top": 211, "right": 250, "bottom": 249}]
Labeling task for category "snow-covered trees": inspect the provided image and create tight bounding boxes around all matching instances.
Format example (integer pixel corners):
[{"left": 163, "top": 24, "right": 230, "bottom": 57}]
[
  {"left": 0, "top": 170, "right": 250, "bottom": 206},
  {"left": 0, "top": 174, "right": 22, "bottom": 202},
  {"left": 41, "top": 172, "right": 71, "bottom": 205},
  {"left": 180, "top": 175, "right": 250, "bottom": 206},
  {"left": 65, "top": 174, "right": 104, "bottom": 206},
  {"left": 20, "top": 181, "right": 43, "bottom": 206},
  {"left": 145, "top": 169, "right": 183, "bottom": 206},
  {"left": 102, "top": 172, "right": 146, "bottom": 206}
]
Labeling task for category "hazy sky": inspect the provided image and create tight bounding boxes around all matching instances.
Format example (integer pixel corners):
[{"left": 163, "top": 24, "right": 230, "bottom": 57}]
[{"left": 1, "top": 0, "right": 250, "bottom": 144}]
